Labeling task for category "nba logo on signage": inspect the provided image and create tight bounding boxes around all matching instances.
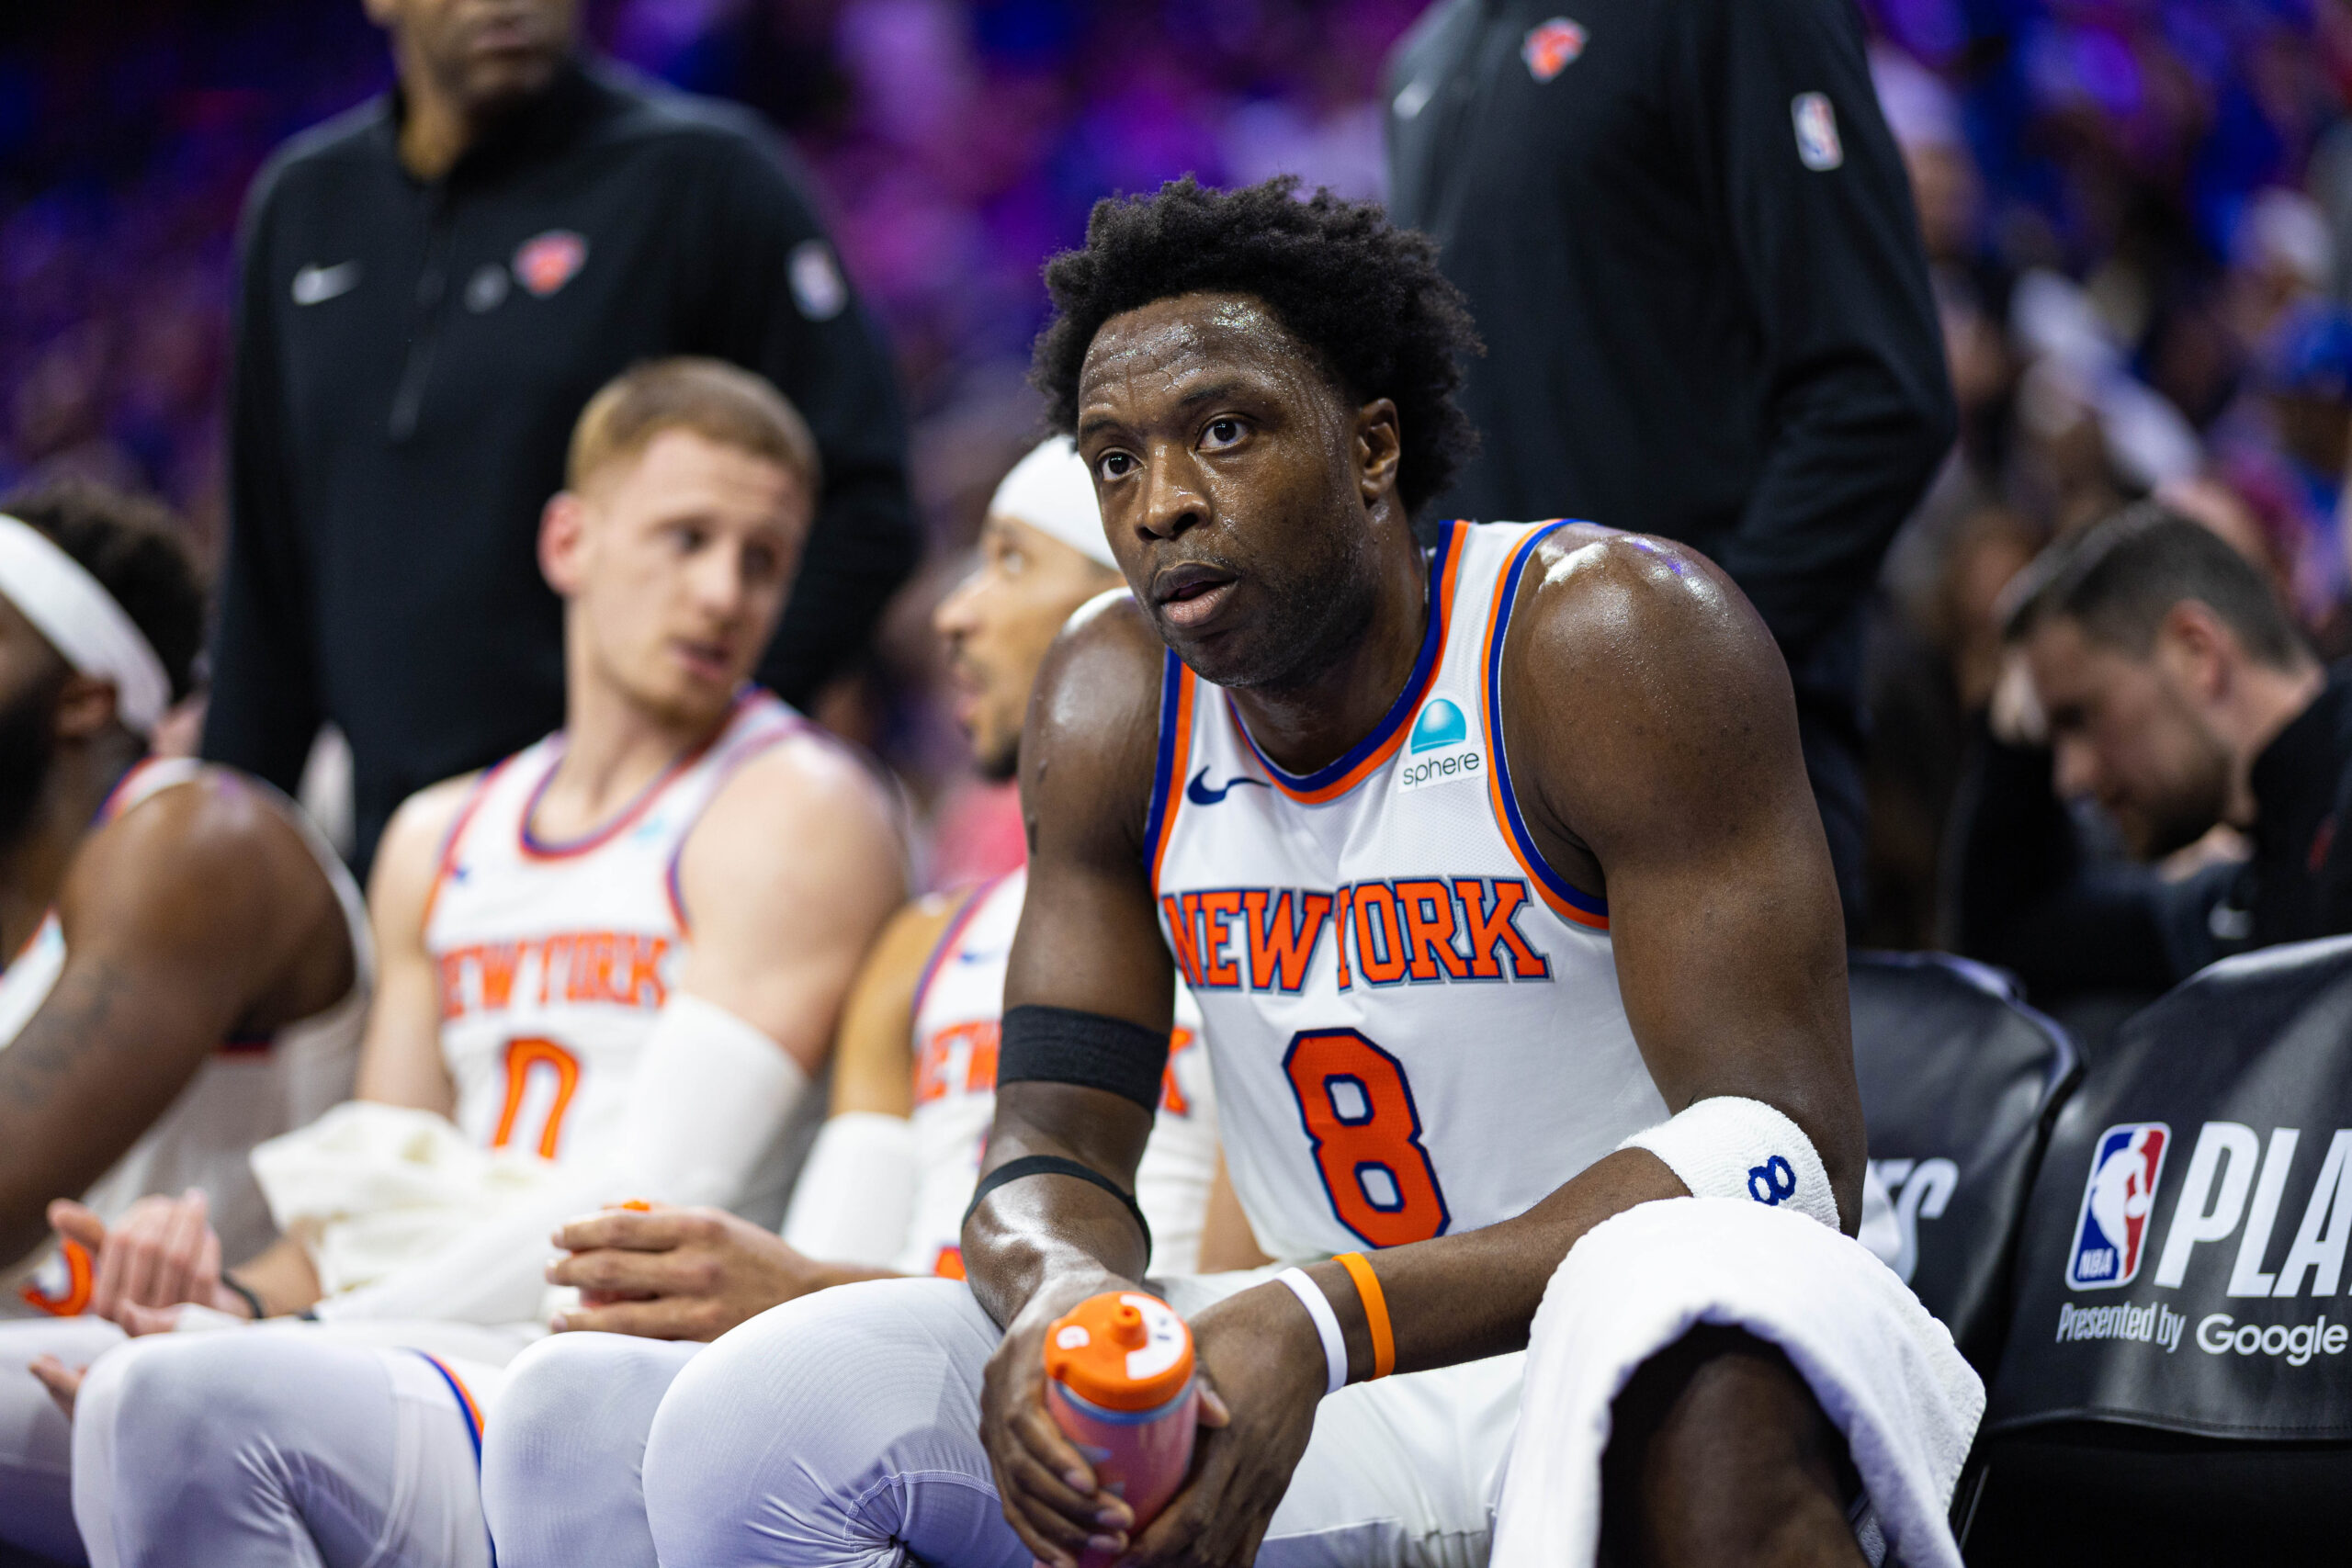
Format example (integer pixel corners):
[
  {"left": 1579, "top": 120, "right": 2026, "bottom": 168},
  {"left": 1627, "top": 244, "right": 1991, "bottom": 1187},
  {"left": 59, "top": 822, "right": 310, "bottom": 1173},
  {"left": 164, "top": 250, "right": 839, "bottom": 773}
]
[{"left": 2065, "top": 1123, "right": 2169, "bottom": 1290}]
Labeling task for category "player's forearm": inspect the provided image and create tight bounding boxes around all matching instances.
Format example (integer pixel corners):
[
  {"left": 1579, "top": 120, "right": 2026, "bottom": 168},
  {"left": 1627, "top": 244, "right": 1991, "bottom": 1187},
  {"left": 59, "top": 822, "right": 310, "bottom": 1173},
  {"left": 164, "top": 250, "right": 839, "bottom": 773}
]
[
  {"left": 227, "top": 1235, "right": 322, "bottom": 1316},
  {"left": 1293, "top": 1147, "right": 1685, "bottom": 1381},
  {"left": 965, "top": 1175, "right": 1151, "bottom": 1337}
]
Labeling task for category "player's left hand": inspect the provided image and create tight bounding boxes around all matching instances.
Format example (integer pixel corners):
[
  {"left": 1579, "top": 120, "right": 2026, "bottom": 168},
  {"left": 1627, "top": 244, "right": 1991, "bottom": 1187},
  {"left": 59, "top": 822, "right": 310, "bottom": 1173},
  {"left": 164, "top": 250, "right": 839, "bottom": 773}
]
[
  {"left": 53, "top": 1190, "right": 243, "bottom": 1324},
  {"left": 28, "top": 1355, "right": 85, "bottom": 1420},
  {"left": 1119, "top": 1280, "right": 1328, "bottom": 1567}
]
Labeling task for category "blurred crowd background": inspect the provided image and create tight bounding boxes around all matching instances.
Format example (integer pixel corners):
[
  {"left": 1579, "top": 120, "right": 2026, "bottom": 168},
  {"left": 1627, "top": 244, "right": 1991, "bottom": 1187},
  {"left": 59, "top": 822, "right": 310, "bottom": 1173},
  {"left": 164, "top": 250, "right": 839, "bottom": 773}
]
[{"left": 9, "top": 0, "right": 2352, "bottom": 939}]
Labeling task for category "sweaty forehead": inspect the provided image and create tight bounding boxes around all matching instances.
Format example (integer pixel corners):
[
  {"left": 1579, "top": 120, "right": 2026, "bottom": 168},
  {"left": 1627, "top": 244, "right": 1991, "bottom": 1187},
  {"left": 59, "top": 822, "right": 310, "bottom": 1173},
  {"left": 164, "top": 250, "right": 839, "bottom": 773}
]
[{"left": 1078, "top": 293, "right": 1326, "bottom": 414}]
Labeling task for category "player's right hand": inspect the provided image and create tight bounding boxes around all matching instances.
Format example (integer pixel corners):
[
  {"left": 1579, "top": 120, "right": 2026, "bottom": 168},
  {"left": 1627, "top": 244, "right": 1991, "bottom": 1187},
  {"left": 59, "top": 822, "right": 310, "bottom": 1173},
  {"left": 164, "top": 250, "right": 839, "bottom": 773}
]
[
  {"left": 978, "top": 1269, "right": 1145, "bottom": 1568},
  {"left": 52, "top": 1190, "right": 232, "bottom": 1324},
  {"left": 546, "top": 1204, "right": 833, "bottom": 1340}
]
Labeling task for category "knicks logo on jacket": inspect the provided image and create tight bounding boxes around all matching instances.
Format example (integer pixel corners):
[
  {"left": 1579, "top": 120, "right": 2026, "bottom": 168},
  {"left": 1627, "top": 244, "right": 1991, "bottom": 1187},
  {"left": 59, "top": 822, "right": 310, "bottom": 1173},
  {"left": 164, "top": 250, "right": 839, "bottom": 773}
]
[{"left": 1159, "top": 878, "right": 1553, "bottom": 994}]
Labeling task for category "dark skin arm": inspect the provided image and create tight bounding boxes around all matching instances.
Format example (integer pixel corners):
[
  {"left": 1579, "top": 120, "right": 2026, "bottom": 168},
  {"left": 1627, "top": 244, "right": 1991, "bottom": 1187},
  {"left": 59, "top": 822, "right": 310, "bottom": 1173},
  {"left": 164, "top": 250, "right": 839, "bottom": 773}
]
[
  {"left": 0, "top": 772, "right": 352, "bottom": 1276},
  {"left": 969, "top": 478, "right": 1857, "bottom": 1563}
]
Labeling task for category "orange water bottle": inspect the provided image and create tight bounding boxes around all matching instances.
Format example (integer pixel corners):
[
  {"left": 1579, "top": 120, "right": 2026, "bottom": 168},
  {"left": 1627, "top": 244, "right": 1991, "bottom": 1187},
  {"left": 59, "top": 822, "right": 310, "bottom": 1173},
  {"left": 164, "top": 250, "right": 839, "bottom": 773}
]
[{"left": 1041, "top": 1291, "right": 1200, "bottom": 1564}]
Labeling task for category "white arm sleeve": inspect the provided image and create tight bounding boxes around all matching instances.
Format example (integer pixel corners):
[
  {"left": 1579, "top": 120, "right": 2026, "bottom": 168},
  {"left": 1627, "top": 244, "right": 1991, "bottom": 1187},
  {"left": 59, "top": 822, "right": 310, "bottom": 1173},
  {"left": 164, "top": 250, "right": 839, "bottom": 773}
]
[
  {"left": 779, "top": 1111, "right": 919, "bottom": 1269},
  {"left": 316, "top": 993, "right": 810, "bottom": 1325}
]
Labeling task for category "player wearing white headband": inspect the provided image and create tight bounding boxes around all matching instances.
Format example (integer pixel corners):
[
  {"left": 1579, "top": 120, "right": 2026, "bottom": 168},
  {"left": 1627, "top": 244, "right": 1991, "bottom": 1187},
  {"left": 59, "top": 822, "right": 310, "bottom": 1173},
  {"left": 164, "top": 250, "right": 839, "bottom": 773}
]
[
  {"left": 15, "top": 360, "right": 904, "bottom": 1568},
  {"left": 471, "top": 434, "right": 1260, "bottom": 1568},
  {"left": 0, "top": 481, "right": 369, "bottom": 1563}
]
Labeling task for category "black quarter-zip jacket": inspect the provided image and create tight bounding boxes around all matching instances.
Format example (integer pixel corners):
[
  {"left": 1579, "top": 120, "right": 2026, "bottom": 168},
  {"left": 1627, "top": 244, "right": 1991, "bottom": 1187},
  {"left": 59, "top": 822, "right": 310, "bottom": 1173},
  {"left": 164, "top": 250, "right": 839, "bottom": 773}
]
[
  {"left": 205, "top": 59, "right": 916, "bottom": 872},
  {"left": 1385, "top": 0, "right": 1954, "bottom": 707}
]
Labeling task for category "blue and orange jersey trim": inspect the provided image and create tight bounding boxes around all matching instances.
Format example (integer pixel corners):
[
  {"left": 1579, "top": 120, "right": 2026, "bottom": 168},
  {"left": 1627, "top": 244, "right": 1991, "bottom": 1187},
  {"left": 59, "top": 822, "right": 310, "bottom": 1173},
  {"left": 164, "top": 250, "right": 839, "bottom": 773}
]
[
  {"left": 95, "top": 756, "right": 166, "bottom": 825},
  {"left": 420, "top": 754, "right": 514, "bottom": 931},
  {"left": 1481, "top": 522, "right": 1610, "bottom": 931},
  {"left": 1142, "top": 651, "right": 1196, "bottom": 892},
  {"left": 910, "top": 873, "right": 1005, "bottom": 1025},
  {"left": 1228, "top": 520, "right": 1469, "bottom": 806},
  {"left": 519, "top": 688, "right": 761, "bottom": 861}
]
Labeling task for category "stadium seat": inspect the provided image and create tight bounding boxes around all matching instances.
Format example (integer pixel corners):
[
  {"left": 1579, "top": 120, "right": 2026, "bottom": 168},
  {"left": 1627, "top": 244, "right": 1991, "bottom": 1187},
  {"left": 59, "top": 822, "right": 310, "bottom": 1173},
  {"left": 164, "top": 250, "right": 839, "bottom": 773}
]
[
  {"left": 1849, "top": 952, "right": 2079, "bottom": 1371},
  {"left": 1958, "top": 934, "right": 2352, "bottom": 1563}
]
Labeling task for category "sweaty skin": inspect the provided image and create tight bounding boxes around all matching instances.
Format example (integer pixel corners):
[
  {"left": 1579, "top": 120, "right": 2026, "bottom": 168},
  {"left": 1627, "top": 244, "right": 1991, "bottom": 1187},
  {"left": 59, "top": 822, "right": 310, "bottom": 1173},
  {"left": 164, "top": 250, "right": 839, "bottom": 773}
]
[{"left": 964, "top": 292, "right": 1861, "bottom": 1567}]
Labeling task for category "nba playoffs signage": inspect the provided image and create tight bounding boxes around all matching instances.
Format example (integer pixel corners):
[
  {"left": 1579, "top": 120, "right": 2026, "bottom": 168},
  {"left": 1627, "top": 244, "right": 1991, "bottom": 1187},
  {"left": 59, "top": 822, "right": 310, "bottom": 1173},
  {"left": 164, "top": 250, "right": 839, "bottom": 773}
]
[
  {"left": 1989, "top": 936, "right": 2352, "bottom": 1438},
  {"left": 1847, "top": 953, "right": 2075, "bottom": 1368}
]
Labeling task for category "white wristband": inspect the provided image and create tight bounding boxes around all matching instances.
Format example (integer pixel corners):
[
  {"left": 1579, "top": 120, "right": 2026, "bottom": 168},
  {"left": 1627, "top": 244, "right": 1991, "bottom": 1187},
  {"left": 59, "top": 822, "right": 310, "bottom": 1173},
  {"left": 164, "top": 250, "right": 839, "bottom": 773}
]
[
  {"left": 1618, "top": 1095, "right": 1840, "bottom": 1232},
  {"left": 1275, "top": 1266, "right": 1347, "bottom": 1396}
]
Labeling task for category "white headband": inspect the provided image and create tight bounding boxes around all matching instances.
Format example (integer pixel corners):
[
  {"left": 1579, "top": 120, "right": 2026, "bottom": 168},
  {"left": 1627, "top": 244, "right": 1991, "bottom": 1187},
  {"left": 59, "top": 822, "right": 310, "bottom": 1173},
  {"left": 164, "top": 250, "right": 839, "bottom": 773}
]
[
  {"left": 988, "top": 436, "right": 1115, "bottom": 570},
  {"left": 0, "top": 514, "right": 170, "bottom": 736}
]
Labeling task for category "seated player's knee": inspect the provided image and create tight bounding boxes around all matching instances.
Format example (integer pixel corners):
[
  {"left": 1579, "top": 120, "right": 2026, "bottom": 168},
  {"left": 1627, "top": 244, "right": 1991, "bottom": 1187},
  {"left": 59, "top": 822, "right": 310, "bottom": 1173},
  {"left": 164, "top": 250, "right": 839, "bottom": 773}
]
[
  {"left": 484, "top": 1334, "right": 692, "bottom": 1493},
  {"left": 79, "top": 1332, "right": 249, "bottom": 1472},
  {"left": 1598, "top": 1325, "right": 1866, "bottom": 1568},
  {"left": 643, "top": 1278, "right": 994, "bottom": 1563},
  {"left": 489, "top": 1330, "right": 676, "bottom": 1481},
  {"left": 483, "top": 1333, "right": 698, "bottom": 1568}
]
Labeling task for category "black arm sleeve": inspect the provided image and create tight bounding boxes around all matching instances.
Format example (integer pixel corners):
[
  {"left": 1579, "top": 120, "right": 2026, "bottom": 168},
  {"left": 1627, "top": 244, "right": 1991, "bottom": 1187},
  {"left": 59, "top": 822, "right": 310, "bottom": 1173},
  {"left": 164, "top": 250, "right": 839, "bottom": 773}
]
[
  {"left": 702, "top": 131, "right": 919, "bottom": 707},
  {"left": 1688, "top": 0, "right": 1958, "bottom": 661},
  {"left": 200, "top": 162, "right": 323, "bottom": 792},
  {"left": 1948, "top": 723, "right": 2190, "bottom": 996}
]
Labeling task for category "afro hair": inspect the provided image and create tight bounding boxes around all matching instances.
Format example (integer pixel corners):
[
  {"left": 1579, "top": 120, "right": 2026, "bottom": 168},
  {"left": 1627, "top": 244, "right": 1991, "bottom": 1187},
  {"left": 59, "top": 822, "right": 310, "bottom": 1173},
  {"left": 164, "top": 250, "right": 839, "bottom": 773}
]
[{"left": 1032, "top": 176, "right": 1482, "bottom": 520}]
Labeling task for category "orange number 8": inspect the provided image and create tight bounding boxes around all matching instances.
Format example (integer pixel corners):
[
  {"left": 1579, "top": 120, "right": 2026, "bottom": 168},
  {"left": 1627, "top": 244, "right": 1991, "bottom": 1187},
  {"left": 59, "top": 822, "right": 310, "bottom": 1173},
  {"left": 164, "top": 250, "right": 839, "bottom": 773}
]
[
  {"left": 492, "top": 1036, "right": 582, "bottom": 1158},
  {"left": 1282, "top": 1028, "right": 1450, "bottom": 1248}
]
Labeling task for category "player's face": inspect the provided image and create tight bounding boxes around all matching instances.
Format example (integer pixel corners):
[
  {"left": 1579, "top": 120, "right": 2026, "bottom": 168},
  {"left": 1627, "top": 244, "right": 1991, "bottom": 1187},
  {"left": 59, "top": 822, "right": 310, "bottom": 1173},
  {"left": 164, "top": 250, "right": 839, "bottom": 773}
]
[
  {"left": 557, "top": 429, "right": 809, "bottom": 727},
  {"left": 0, "top": 595, "right": 66, "bottom": 852},
  {"left": 934, "top": 514, "right": 1117, "bottom": 781},
  {"left": 2025, "top": 615, "right": 2231, "bottom": 858},
  {"left": 1077, "top": 291, "right": 1387, "bottom": 691},
  {"left": 369, "top": 0, "right": 578, "bottom": 113}
]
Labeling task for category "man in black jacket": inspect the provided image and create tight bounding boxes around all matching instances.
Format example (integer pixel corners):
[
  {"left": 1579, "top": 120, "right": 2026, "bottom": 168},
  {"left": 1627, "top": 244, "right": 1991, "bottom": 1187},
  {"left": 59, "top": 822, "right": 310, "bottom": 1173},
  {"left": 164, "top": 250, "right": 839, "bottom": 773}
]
[
  {"left": 1385, "top": 0, "right": 1954, "bottom": 919},
  {"left": 1955, "top": 506, "right": 2347, "bottom": 998},
  {"left": 207, "top": 0, "right": 916, "bottom": 873}
]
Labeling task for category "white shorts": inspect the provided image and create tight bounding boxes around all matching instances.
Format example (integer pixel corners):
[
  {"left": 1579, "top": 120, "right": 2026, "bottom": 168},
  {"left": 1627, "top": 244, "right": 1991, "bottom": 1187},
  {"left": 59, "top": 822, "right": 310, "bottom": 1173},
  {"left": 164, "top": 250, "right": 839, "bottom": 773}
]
[
  {"left": 625, "top": 1266, "right": 1519, "bottom": 1568},
  {"left": 0, "top": 1316, "right": 531, "bottom": 1568}
]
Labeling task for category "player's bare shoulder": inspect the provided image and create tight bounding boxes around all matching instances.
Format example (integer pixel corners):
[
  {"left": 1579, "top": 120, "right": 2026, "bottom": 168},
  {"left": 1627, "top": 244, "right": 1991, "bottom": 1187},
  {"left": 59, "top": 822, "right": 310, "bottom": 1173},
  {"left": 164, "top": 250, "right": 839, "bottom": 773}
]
[
  {"left": 698, "top": 716, "right": 901, "bottom": 853},
  {"left": 1506, "top": 528, "right": 1783, "bottom": 701},
  {"left": 1022, "top": 586, "right": 1165, "bottom": 843},
  {"left": 62, "top": 763, "right": 331, "bottom": 934}
]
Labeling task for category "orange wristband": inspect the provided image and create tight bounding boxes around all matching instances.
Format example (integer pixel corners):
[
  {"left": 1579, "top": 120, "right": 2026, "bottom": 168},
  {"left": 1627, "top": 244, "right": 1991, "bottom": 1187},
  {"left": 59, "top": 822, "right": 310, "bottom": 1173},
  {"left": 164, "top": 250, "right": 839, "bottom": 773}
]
[{"left": 1333, "top": 1251, "right": 1396, "bottom": 1380}]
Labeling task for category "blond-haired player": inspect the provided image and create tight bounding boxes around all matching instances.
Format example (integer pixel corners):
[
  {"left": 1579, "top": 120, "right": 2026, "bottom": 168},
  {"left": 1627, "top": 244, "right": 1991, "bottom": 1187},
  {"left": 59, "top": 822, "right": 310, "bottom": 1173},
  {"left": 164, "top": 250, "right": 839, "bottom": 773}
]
[
  {"left": 476, "top": 436, "right": 1260, "bottom": 1568},
  {"left": 18, "top": 358, "right": 903, "bottom": 1568}
]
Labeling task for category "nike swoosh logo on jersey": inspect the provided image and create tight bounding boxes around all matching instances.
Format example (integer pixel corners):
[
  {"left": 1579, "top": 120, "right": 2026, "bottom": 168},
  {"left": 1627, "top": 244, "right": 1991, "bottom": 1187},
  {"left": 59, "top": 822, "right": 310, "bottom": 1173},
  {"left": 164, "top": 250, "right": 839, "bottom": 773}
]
[
  {"left": 955, "top": 947, "right": 1007, "bottom": 965},
  {"left": 1187, "top": 766, "right": 1270, "bottom": 807},
  {"left": 291, "top": 260, "right": 362, "bottom": 305}
]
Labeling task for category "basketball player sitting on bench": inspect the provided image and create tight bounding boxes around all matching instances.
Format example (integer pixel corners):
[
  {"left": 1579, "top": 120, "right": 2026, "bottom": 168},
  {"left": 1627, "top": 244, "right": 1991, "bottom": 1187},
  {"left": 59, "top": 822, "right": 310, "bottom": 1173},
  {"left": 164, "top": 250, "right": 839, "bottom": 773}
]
[
  {"left": 11, "top": 358, "right": 903, "bottom": 1568},
  {"left": 586, "top": 181, "right": 1978, "bottom": 1568},
  {"left": 475, "top": 435, "right": 1266, "bottom": 1567},
  {"left": 0, "top": 481, "right": 366, "bottom": 1564}
]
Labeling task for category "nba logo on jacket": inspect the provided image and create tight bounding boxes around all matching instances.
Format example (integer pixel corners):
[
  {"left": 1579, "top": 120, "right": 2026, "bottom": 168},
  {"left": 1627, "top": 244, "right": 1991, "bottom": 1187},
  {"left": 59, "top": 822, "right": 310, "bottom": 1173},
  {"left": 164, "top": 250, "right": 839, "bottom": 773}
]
[{"left": 2066, "top": 1122, "right": 2170, "bottom": 1290}]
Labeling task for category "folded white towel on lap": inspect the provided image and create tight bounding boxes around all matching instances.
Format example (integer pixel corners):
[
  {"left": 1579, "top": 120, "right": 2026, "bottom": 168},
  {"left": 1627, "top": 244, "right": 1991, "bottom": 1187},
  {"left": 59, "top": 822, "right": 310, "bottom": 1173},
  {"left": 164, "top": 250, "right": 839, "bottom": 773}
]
[
  {"left": 250, "top": 1100, "right": 571, "bottom": 1298},
  {"left": 1489, "top": 1196, "right": 1984, "bottom": 1568}
]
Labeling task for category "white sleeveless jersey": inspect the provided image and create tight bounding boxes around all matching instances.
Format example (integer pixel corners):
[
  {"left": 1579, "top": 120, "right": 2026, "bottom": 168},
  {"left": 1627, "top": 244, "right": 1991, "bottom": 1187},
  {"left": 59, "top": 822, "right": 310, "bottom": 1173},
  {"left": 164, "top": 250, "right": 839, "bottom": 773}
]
[
  {"left": 1147, "top": 520, "right": 1668, "bottom": 1264},
  {"left": 1, "top": 760, "right": 368, "bottom": 1315},
  {"left": 427, "top": 691, "right": 809, "bottom": 1216},
  {"left": 907, "top": 867, "right": 1218, "bottom": 1278}
]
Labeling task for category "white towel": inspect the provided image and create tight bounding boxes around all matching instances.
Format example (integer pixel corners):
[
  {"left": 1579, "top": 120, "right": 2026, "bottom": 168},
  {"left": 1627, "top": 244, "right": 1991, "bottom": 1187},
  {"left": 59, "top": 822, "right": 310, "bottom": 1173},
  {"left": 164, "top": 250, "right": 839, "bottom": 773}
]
[
  {"left": 1489, "top": 1197, "right": 1984, "bottom": 1568},
  {"left": 249, "top": 1100, "right": 572, "bottom": 1297}
]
